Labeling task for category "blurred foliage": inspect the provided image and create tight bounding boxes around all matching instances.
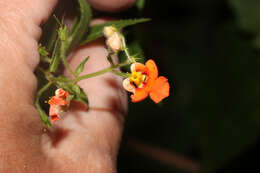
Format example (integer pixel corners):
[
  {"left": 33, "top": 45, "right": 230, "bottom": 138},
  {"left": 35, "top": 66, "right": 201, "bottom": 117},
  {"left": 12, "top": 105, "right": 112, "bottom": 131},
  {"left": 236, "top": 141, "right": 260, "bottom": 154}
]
[
  {"left": 229, "top": 0, "right": 260, "bottom": 47},
  {"left": 108, "top": 0, "right": 260, "bottom": 173}
]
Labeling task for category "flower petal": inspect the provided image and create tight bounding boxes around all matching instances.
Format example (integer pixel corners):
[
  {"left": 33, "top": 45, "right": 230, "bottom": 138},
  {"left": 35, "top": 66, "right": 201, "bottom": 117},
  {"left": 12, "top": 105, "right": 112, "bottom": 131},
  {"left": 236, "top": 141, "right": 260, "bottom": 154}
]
[
  {"left": 106, "top": 32, "right": 122, "bottom": 52},
  {"left": 49, "top": 105, "right": 59, "bottom": 116},
  {"left": 131, "top": 88, "right": 149, "bottom": 102},
  {"left": 145, "top": 59, "right": 158, "bottom": 79},
  {"left": 131, "top": 62, "right": 146, "bottom": 72},
  {"left": 149, "top": 76, "right": 170, "bottom": 103},
  {"left": 49, "top": 96, "right": 67, "bottom": 106},
  {"left": 123, "top": 78, "right": 135, "bottom": 93},
  {"left": 51, "top": 115, "right": 59, "bottom": 122}
]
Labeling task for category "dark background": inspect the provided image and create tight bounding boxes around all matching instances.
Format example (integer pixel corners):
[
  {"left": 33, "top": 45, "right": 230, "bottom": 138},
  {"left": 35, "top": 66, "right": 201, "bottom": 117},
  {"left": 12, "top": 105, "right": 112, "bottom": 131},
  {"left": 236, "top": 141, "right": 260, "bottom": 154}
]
[{"left": 99, "top": 0, "right": 260, "bottom": 172}]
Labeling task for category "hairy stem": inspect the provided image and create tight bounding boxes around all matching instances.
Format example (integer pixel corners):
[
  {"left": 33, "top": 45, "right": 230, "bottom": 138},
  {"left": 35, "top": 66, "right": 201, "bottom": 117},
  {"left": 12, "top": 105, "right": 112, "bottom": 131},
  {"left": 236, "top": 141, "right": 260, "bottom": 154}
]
[
  {"left": 72, "top": 61, "right": 131, "bottom": 83},
  {"left": 61, "top": 40, "right": 77, "bottom": 78},
  {"left": 112, "top": 70, "right": 130, "bottom": 78},
  {"left": 121, "top": 35, "right": 136, "bottom": 63},
  {"left": 35, "top": 82, "right": 52, "bottom": 127}
]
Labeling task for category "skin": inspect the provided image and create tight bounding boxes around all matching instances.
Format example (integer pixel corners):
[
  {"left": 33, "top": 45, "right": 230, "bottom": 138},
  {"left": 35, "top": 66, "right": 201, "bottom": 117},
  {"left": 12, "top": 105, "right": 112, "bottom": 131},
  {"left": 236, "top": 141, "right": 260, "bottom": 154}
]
[{"left": 0, "top": 0, "right": 136, "bottom": 172}]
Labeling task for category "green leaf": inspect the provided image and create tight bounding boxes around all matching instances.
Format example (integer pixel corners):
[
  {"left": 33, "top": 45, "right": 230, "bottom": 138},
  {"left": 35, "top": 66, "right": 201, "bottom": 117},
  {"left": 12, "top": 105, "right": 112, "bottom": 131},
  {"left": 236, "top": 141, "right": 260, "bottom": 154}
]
[
  {"left": 39, "top": 15, "right": 59, "bottom": 52},
  {"left": 136, "top": 0, "right": 146, "bottom": 11},
  {"left": 54, "top": 76, "right": 71, "bottom": 89},
  {"left": 73, "top": 86, "right": 89, "bottom": 108},
  {"left": 54, "top": 76, "right": 89, "bottom": 108},
  {"left": 38, "top": 44, "right": 49, "bottom": 57},
  {"left": 49, "top": 38, "right": 61, "bottom": 72},
  {"left": 39, "top": 108, "right": 51, "bottom": 127},
  {"left": 75, "top": 57, "right": 89, "bottom": 76},
  {"left": 66, "top": 0, "right": 92, "bottom": 54},
  {"left": 107, "top": 54, "right": 115, "bottom": 66},
  {"left": 58, "top": 25, "right": 69, "bottom": 41},
  {"left": 72, "top": 85, "right": 81, "bottom": 95},
  {"left": 81, "top": 18, "right": 151, "bottom": 44}
]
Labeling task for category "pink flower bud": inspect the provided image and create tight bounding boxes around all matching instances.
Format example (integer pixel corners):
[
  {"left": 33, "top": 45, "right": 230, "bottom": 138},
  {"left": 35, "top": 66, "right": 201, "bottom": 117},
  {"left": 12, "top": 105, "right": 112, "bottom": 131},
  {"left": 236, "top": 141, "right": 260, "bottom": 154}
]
[
  {"left": 48, "top": 88, "right": 70, "bottom": 122},
  {"left": 106, "top": 32, "right": 122, "bottom": 53}
]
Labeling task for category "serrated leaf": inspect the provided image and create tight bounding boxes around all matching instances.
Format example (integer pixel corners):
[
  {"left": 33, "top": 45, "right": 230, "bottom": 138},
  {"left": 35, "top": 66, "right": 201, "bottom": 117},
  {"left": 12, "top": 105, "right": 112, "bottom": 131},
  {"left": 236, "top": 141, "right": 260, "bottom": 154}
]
[
  {"left": 58, "top": 25, "right": 69, "bottom": 41},
  {"left": 49, "top": 38, "right": 61, "bottom": 72},
  {"left": 73, "top": 86, "right": 89, "bottom": 108},
  {"left": 107, "top": 54, "right": 115, "bottom": 66},
  {"left": 66, "top": 0, "right": 92, "bottom": 54},
  {"left": 81, "top": 18, "right": 151, "bottom": 44},
  {"left": 72, "top": 85, "right": 81, "bottom": 95},
  {"left": 39, "top": 15, "right": 59, "bottom": 52},
  {"left": 75, "top": 57, "right": 89, "bottom": 76},
  {"left": 68, "top": 93, "right": 74, "bottom": 100},
  {"left": 38, "top": 44, "right": 49, "bottom": 57}
]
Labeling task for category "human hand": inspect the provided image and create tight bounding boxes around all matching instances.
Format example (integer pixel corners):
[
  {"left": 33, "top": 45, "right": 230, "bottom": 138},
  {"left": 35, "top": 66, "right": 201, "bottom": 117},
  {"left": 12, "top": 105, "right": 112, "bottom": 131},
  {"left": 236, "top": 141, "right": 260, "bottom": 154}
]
[{"left": 0, "top": 0, "right": 135, "bottom": 172}]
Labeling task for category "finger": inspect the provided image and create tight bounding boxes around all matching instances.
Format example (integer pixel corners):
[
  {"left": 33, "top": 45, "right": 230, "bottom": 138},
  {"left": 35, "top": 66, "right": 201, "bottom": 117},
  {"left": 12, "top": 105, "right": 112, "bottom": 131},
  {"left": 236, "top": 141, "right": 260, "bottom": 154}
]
[
  {"left": 0, "top": 0, "right": 57, "bottom": 169},
  {"left": 0, "top": 0, "right": 58, "bottom": 128},
  {"left": 87, "top": 0, "right": 137, "bottom": 12}
]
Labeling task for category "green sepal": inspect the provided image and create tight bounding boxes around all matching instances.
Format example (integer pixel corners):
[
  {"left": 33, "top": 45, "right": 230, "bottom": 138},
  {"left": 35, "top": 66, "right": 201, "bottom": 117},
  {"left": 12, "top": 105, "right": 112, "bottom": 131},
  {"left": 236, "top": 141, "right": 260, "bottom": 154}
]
[
  {"left": 54, "top": 76, "right": 89, "bottom": 108},
  {"left": 75, "top": 57, "right": 89, "bottom": 76},
  {"left": 58, "top": 25, "right": 69, "bottom": 41},
  {"left": 81, "top": 18, "right": 151, "bottom": 44},
  {"left": 38, "top": 44, "right": 49, "bottom": 57},
  {"left": 38, "top": 44, "right": 51, "bottom": 63}
]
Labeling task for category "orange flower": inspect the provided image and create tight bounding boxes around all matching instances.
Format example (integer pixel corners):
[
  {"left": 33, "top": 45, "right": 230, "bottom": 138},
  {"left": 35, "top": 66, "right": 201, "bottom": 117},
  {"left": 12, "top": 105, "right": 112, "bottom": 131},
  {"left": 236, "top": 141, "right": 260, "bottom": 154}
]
[
  {"left": 123, "top": 59, "right": 170, "bottom": 103},
  {"left": 48, "top": 88, "right": 69, "bottom": 122}
]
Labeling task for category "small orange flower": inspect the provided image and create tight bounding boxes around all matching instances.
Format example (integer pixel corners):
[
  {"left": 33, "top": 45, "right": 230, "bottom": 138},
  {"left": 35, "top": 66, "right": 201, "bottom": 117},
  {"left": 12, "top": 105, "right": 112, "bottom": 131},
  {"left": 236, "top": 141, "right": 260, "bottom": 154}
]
[
  {"left": 123, "top": 59, "right": 170, "bottom": 103},
  {"left": 48, "top": 88, "right": 69, "bottom": 122}
]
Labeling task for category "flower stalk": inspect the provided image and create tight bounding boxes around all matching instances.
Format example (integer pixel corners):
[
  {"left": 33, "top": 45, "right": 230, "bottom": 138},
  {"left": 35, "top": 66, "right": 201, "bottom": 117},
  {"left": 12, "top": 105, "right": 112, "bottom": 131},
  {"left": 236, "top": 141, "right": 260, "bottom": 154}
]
[
  {"left": 72, "top": 61, "right": 131, "bottom": 83},
  {"left": 60, "top": 40, "right": 77, "bottom": 78}
]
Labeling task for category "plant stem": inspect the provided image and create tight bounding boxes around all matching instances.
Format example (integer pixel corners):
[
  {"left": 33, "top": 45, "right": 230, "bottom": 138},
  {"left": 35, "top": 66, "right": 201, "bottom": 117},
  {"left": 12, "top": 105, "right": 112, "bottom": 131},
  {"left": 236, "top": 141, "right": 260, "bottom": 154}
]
[
  {"left": 121, "top": 35, "right": 136, "bottom": 63},
  {"left": 40, "top": 56, "right": 51, "bottom": 63},
  {"left": 35, "top": 82, "right": 52, "bottom": 127},
  {"left": 49, "top": 38, "right": 61, "bottom": 73},
  {"left": 112, "top": 70, "right": 130, "bottom": 78},
  {"left": 61, "top": 40, "right": 77, "bottom": 78},
  {"left": 72, "top": 61, "right": 131, "bottom": 83},
  {"left": 35, "top": 82, "right": 52, "bottom": 103}
]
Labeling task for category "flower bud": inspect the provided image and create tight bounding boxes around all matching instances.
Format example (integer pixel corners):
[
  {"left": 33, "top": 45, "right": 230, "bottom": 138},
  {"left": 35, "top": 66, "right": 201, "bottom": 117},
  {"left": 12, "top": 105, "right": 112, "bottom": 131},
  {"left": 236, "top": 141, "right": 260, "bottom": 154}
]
[
  {"left": 106, "top": 32, "right": 123, "bottom": 53},
  {"left": 55, "top": 88, "right": 66, "bottom": 97},
  {"left": 48, "top": 88, "right": 70, "bottom": 122},
  {"left": 104, "top": 26, "right": 117, "bottom": 38}
]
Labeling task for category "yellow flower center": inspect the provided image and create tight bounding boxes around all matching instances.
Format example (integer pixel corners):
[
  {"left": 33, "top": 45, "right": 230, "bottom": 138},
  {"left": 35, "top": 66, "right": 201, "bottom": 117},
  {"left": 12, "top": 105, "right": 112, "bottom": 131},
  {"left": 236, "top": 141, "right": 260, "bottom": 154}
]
[{"left": 130, "top": 71, "right": 146, "bottom": 87}]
